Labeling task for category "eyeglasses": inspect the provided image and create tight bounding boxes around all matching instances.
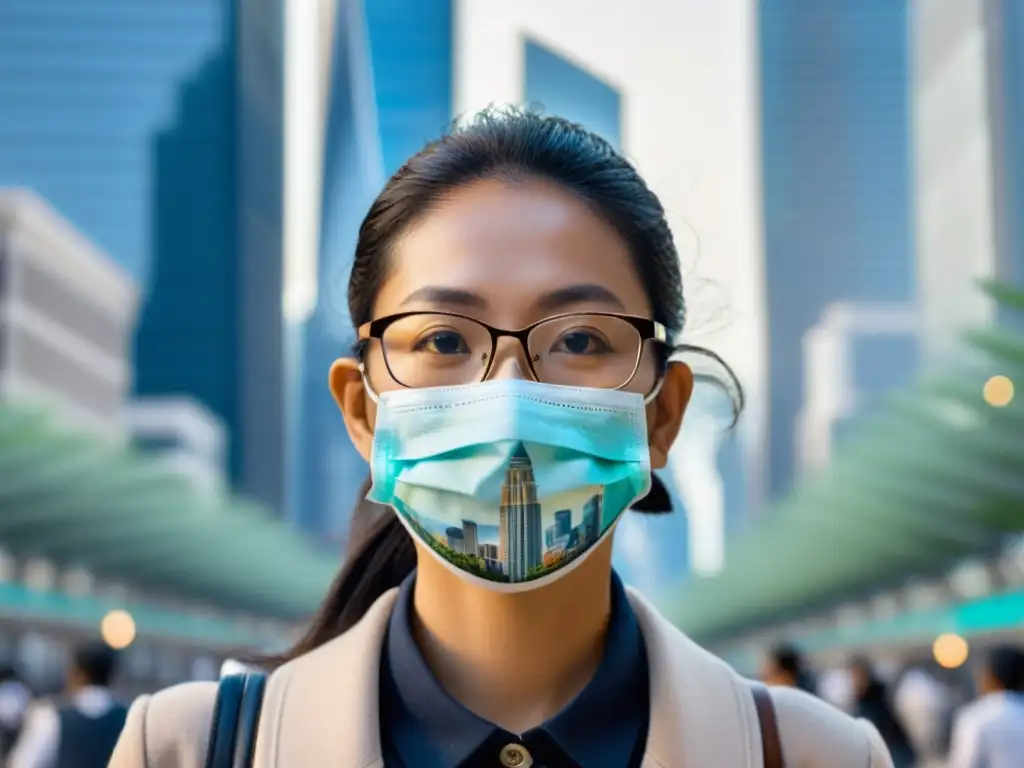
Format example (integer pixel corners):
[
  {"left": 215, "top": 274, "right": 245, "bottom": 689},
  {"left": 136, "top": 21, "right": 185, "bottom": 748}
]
[{"left": 357, "top": 311, "right": 668, "bottom": 391}]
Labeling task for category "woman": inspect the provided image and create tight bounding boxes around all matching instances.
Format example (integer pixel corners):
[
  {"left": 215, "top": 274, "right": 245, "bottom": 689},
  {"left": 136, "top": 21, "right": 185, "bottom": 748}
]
[{"left": 110, "top": 109, "right": 893, "bottom": 767}]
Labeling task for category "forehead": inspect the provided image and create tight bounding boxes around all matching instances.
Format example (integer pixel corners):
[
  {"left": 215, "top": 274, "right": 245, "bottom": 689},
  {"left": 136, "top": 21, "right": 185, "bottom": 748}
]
[{"left": 372, "top": 177, "right": 652, "bottom": 324}]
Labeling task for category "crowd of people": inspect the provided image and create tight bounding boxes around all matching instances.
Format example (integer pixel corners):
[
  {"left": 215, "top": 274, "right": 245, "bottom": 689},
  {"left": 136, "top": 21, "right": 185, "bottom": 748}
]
[
  {"left": 0, "top": 642, "right": 125, "bottom": 767},
  {"left": 0, "top": 636, "right": 1016, "bottom": 766},
  {"left": 761, "top": 642, "right": 1024, "bottom": 768}
]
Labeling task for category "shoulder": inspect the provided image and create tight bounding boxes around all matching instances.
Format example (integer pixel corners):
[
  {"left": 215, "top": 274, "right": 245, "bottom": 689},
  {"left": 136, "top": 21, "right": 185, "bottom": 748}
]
[
  {"left": 8, "top": 702, "right": 60, "bottom": 768},
  {"left": 769, "top": 685, "right": 895, "bottom": 768},
  {"left": 624, "top": 589, "right": 893, "bottom": 767},
  {"left": 954, "top": 693, "right": 1016, "bottom": 733},
  {"left": 952, "top": 696, "right": 986, "bottom": 727},
  {"left": 108, "top": 682, "right": 218, "bottom": 768},
  {"left": 108, "top": 590, "right": 402, "bottom": 767}
]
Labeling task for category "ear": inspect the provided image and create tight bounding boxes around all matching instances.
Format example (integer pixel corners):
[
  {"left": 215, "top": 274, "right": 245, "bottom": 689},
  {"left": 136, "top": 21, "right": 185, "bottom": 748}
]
[
  {"left": 646, "top": 361, "right": 693, "bottom": 469},
  {"left": 329, "top": 358, "right": 375, "bottom": 462}
]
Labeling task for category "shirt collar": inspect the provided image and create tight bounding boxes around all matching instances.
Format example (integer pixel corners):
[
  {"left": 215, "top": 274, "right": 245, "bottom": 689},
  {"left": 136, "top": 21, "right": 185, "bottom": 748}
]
[
  {"left": 71, "top": 686, "right": 116, "bottom": 718},
  {"left": 381, "top": 569, "right": 648, "bottom": 767}
]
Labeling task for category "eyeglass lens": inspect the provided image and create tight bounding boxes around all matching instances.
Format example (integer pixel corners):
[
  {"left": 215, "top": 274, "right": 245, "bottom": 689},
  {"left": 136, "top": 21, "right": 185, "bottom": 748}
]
[{"left": 378, "top": 313, "right": 644, "bottom": 389}]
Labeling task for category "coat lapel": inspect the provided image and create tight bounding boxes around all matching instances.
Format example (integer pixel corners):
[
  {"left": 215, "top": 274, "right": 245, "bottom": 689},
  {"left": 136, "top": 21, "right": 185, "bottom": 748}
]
[
  {"left": 627, "top": 588, "right": 760, "bottom": 768},
  {"left": 258, "top": 587, "right": 760, "bottom": 768},
  {"left": 256, "top": 589, "right": 400, "bottom": 768}
]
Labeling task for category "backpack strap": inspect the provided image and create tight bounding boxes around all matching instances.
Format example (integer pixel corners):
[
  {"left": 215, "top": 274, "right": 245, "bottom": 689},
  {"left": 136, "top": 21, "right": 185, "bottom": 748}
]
[
  {"left": 204, "top": 672, "right": 268, "bottom": 768},
  {"left": 750, "top": 682, "right": 784, "bottom": 768}
]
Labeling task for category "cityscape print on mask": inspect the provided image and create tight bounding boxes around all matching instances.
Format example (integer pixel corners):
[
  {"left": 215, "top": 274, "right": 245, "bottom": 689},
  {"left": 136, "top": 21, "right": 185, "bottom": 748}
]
[{"left": 393, "top": 442, "right": 605, "bottom": 583}]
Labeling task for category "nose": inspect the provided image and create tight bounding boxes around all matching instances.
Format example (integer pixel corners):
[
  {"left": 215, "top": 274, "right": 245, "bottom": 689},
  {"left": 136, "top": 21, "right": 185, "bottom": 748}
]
[{"left": 485, "top": 337, "right": 534, "bottom": 381}]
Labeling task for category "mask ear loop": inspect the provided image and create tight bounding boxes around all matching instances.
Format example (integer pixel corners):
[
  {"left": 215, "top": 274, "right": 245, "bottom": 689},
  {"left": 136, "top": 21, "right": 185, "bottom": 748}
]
[
  {"left": 642, "top": 375, "right": 665, "bottom": 405},
  {"left": 634, "top": 371, "right": 672, "bottom": 514},
  {"left": 639, "top": 337, "right": 675, "bottom": 406},
  {"left": 358, "top": 363, "right": 381, "bottom": 404}
]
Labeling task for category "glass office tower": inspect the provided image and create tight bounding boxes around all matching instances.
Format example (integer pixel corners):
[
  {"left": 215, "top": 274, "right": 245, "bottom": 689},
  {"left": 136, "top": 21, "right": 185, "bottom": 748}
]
[
  {"left": 760, "top": 0, "right": 915, "bottom": 497},
  {"left": 0, "top": 0, "right": 287, "bottom": 512}
]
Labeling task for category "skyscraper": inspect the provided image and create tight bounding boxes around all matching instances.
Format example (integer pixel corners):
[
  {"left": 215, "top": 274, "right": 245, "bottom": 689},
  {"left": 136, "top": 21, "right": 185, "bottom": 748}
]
[
  {"left": 989, "top": 0, "right": 1024, "bottom": 299},
  {"left": 364, "top": 0, "right": 453, "bottom": 176},
  {"left": 462, "top": 520, "right": 479, "bottom": 558},
  {"left": 0, "top": 0, "right": 287, "bottom": 511},
  {"left": 290, "top": 0, "right": 382, "bottom": 540},
  {"left": 446, "top": 527, "right": 465, "bottom": 554},
  {"left": 760, "top": 0, "right": 914, "bottom": 497},
  {"left": 523, "top": 39, "right": 621, "bottom": 147},
  {"left": 136, "top": 1, "right": 286, "bottom": 512},
  {"left": 500, "top": 443, "right": 543, "bottom": 581},
  {"left": 554, "top": 509, "right": 572, "bottom": 540},
  {"left": 582, "top": 494, "right": 602, "bottom": 544},
  {"left": 291, "top": 0, "right": 453, "bottom": 539}
]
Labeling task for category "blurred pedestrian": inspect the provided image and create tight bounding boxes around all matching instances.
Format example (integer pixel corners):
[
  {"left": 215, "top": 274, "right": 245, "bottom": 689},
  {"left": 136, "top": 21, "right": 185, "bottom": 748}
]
[
  {"left": 9, "top": 641, "right": 127, "bottom": 768},
  {"left": 947, "top": 645, "right": 1024, "bottom": 768},
  {"left": 0, "top": 663, "right": 31, "bottom": 758},
  {"left": 892, "top": 661, "right": 953, "bottom": 768},
  {"left": 818, "top": 666, "right": 856, "bottom": 712},
  {"left": 761, "top": 642, "right": 817, "bottom": 694},
  {"left": 849, "top": 656, "right": 916, "bottom": 767}
]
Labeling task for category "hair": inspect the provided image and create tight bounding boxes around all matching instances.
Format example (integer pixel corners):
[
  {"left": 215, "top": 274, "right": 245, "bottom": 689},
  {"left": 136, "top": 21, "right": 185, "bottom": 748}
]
[
  {"left": 72, "top": 642, "right": 119, "bottom": 688},
  {"left": 770, "top": 643, "right": 806, "bottom": 678},
  {"left": 271, "top": 107, "right": 743, "bottom": 667},
  {"left": 848, "top": 655, "right": 878, "bottom": 682},
  {"left": 982, "top": 645, "right": 1024, "bottom": 692},
  {"left": 343, "top": 476, "right": 390, "bottom": 551},
  {"left": 769, "top": 642, "right": 819, "bottom": 694}
]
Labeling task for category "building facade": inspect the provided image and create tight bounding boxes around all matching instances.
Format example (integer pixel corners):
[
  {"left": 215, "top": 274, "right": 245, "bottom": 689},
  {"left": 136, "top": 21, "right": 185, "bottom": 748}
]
[
  {"left": 290, "top": 0, "right": 453, "bottom": 541},
  {"left": 0, "top": 190, "right": 138, "bottom": 433},
  {"left": 911, "top": 0, "right": 1001, "bottom": 356},
  {"left": 289, "top": 0, "right": 387, "bottom": 541},
  {"left": 0, "top": 0, "right": 288, "bottom": 512},
  {"left": 124, "top": 397, "right": 228, "bottom": 493},
  {"left": 988, "top": 0, "right": 1024, "bottom": 299},
  {"left": 760, "top": 0, "right": 915, "bottom": 497},
  {"left": 133, "top": 0, "right": 286, "bottom": 513}
]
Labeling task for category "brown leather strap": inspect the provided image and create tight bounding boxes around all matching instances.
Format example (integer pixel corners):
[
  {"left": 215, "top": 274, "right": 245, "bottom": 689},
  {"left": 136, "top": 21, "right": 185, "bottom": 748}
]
[{"left": 750, "top": 683, "right": 784, "bottom": 768}]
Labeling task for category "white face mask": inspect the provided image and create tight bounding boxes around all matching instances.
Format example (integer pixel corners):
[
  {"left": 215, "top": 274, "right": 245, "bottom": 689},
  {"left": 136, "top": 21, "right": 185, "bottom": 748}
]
[{"left": 367, "top": 379, "right": 652, "bottom": 592}]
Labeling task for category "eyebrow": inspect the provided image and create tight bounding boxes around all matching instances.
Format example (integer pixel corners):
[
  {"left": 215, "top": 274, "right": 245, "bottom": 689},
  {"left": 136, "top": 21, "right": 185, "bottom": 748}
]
[
  {"left": 399, "top": 286, "right": 489, "bottom": 309},
  {"left": 533, "top": 284, "right": 626, "bottom": 313},
  {"left": 397, "top": 283, "right": 626, "bottom": 314}
]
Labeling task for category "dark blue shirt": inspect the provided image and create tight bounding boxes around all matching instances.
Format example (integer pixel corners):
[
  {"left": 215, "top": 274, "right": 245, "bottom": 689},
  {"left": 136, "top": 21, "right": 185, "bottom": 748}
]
[{"left": 379, "top": 570, "right": 649, "bottom": 768}]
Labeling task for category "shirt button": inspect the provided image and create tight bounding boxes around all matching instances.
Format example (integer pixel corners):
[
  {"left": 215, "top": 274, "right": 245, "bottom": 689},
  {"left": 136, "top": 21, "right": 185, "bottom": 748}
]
[{"left": 499, "top": 743, "right": 533, "bottom": 768}]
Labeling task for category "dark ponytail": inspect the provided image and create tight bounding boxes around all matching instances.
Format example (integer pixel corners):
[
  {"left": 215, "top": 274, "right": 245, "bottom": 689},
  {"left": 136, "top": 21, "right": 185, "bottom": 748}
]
[
  {"left": 268, "top": 107, "right": 742, "bottom": 666},
  {"left": 265, "top": 482, "right": 414, "bottom": 667}
]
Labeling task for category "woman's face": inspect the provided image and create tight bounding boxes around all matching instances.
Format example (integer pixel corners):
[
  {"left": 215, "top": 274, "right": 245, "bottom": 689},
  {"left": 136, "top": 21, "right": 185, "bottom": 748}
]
[{"left": 331, "top": 177, "right": 693, "bottom": 468}]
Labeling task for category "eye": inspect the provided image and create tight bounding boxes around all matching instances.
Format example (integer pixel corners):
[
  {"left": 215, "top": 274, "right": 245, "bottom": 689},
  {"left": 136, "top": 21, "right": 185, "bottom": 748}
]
[
  {"left": 412, "top": 329, "right": 470, "bottom": 355},
  {"left": 551, "top": 329, "right": 611, "bottom": 355}
]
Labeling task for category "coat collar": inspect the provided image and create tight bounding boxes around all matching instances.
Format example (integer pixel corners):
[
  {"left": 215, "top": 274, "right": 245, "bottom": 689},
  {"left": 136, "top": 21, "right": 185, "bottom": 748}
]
[{"left": 257, "top": 586, "right": 761, "bottom": 768}]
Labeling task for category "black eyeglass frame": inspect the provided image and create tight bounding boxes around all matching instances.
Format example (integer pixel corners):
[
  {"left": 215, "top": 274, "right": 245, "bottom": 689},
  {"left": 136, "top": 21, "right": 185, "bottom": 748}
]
[{"left": 356, "top": 310, "right": 670, "bottom": 393}]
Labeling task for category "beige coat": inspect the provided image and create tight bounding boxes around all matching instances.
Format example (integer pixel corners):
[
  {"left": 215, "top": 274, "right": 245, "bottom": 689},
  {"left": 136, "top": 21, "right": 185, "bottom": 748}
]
[{"left": 110, "top": 588, "right": 894, "bottom": 767}]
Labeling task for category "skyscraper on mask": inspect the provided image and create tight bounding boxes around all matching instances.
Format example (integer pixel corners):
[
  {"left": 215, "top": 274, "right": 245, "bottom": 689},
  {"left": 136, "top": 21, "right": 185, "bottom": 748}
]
[
  {"left": 462, "top": 520, "right": 479, "bottom": 559},
  {"left": 500, "top": 443, "right": 544, "bottom": 581}
]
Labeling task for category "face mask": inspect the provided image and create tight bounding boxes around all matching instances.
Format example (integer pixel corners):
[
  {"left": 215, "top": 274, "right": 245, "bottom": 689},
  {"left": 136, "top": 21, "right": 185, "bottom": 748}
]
[{"left": 367, "top": 378, "right": 651, "bottom": 592}]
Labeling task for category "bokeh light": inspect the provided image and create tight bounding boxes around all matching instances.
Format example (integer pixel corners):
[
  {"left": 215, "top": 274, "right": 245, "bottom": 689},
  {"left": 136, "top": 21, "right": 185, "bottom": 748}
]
[
  {"left": 932, "top": 632, "right": 969, "bottom": 669},
  {"left": 983, "top": 375, "right": 1014, "bottom": 407},
  {"left": 100, "top": 609, "right": 137, "bottom": 650}
]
